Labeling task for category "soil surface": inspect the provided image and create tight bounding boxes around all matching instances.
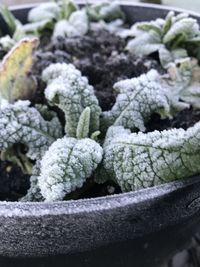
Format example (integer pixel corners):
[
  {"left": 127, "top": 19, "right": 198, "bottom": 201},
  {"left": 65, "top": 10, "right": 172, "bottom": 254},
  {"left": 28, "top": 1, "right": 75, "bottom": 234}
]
[{"left": 1, "top": 28, "right": 200, "bottom": 201}]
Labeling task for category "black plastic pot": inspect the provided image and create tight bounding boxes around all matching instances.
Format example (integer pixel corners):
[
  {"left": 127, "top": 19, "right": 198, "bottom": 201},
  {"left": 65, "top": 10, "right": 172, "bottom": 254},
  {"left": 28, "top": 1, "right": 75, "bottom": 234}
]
[{"left": 1, "top": 2, "right": 200, "bottom": 267}]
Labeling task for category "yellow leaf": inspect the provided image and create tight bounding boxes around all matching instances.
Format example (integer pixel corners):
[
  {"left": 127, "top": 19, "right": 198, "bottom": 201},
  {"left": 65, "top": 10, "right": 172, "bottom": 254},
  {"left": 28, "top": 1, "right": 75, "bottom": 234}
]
[{"left": 0, "top": 37, "right": 39, "bottom": 102}]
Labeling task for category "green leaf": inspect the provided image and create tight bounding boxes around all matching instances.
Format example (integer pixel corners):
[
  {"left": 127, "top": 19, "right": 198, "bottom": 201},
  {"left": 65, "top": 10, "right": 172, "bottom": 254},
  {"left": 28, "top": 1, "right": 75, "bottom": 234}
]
[
  {"left": 43, "top": 63, "right": 101, "bottom": 137},
  {"left": 163, "top": 18, "right": 200, "bottom": 44},
  {"left": 76, "top": 107, "right": 91, "bottom": 139},
  {"left": 101, "top": 70, "right": 171, "bottom": 133},
  {"left": 102, "top": 124, "right": 200, "bottom": 192},
  {"left": 38, "top": 136, "right": 103, "bottom": 201},
  {"left": 0, "top": 4, "right": 17, "bottom": 35},
  {"left": 60, "top": 0, "right": 78, "bottom": 20},
  {"left": 126, "top": 30, "right": 162, "bottom": 57},
  {"left": 0, "top": 100, "right": 63, "bottom": 161},
  {"left": 28, "top": 2, "right": 60, "bottom": 23}
]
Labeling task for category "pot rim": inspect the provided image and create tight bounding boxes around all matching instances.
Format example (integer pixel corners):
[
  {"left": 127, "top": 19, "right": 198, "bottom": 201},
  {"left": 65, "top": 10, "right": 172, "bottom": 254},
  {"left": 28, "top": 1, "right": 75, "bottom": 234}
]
[
  {"left": 9, "top": 1, "right": 200, "bottom": 18},
  {"left": 1, "top": 1, "right": 199, "bottom": 212},
  {"left": 0, "top": 176, "right": 199, "bottom": 216}
]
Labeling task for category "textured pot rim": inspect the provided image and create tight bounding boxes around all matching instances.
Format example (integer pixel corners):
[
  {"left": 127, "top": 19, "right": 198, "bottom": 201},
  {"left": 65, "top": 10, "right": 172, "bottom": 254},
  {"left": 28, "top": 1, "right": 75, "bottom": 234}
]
[
  {"left": 1, "top": 1, "right": 199, "bottom": 213},
  {"left": 9, "top": 1, "right": 200, "bottom": 18}
]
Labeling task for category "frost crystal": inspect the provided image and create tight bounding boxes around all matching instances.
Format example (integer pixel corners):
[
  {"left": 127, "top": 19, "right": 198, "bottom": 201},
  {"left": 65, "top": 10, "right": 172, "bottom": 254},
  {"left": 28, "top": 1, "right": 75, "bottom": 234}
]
[
  {"left": 43, "top": 63, "right": 101, "bottom": 137},
  {"left": 102, "top": 124, "right": 200, "bottom": 192},
  {"left": 38, "top": 137, "right": 103, "bottom": 201},
  {"left": 0, "top": 100, "right": 62, "bottom": 160}
]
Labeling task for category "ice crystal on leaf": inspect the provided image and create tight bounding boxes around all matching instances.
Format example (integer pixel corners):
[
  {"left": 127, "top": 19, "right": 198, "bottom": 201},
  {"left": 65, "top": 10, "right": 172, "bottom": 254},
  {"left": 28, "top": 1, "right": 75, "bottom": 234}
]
[
  {"left": 43, "top": 63, "right": 101, "bottom": 137},
  {"left": 87, "top": 1, "right": 125, "bottom": 22},
  {"left": 38, "top": 137, "right": 103, "bottom": 201},
  {"left": 124, "top": 11, "right": 200, "bottom": 68},
  {"left": 101, "top": 70, "right": 171, "bottom": 132},
  {"left": 0, "top": 100, "right": 62, "bottom": 160},
  {"left": 102, "top": 58, "right": 200, "bottom": 132},
  {"left": 102, "top": 124, "right": 200, "bottom": 192}
]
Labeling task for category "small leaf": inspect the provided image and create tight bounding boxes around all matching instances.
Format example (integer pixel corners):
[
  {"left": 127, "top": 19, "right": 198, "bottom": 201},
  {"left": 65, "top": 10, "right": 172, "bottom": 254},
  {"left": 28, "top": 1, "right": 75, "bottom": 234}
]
[
  {"left": 0, "top": 37, "right": 39, "bottom": 103},
  {"left": 76, "top": 107, "right": 91, "bottom": 139},
  {"left": 0, "top": 4, "right": 17, "bottom": 35},
  {"left": 28, "top": 2, "right": 60, "bottom": 23},
  {"left": 60, "top": 0, "right": 78, "bottom": 20},
  {"left": 163, "top": 18, "right": 200, "bottom": 44},
  {"left": 1, "top": 146, "right": 33, "bottom": 175}
]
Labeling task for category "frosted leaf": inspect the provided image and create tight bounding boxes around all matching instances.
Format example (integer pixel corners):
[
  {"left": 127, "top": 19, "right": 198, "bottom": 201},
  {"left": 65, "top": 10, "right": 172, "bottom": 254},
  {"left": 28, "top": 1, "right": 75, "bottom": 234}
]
[
  {"left": 43, "top": 63, "right": 101, "bottom": 137},
  {"left": 101, "top": 70, "right": 171, "bottom": 132},
  {"left": 20, "top": 160, "right": 44, "bottom": 202},
  {"left": 38, "top": 137, "right": 103, "bottom": 201},
  {"left": 166, "top": 58, "right": 200, "bottom": 109},
  {"left": 102, "top": 58, "right": 200, "bottom": 133},
  {"left": 87, "top": 1, "right": 125, "bottom": 22},
  {"left": 126, "top": 31, "right": 163, "bottom": 57},
  {"left": 28, "top": 3, "right": 60, "bottom": 23},
  {"left": 158, "top": 47, "right": 188, "bottom": 68},
  {"left": 163, "top": 18, "right": 200, "bottom": 44},
  {"left": 53, "top": 10, "right": 89, "bottom": 38},
  {"left": 0, "top": 100, "right": 62, "bottom": 160},
  {"left": 90, "top": 19, "right": 124, "bottom": 35},
  {"left": 102, "top": 124, "right": 200, "bottom": 192},
  {"left": 125, "top": 12, "right": 200, "bottom": 68},
  {"left": 76, "top": 107, "right": 91, "bottom": 139},
  {"left": 0, "top": 35, "right": 15, "bottom": 51}
]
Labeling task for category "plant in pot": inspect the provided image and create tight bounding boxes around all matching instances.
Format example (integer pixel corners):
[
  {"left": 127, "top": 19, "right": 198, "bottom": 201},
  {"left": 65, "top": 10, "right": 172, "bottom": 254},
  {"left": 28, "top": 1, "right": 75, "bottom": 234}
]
[{"left": 0, "top": 1, "right": 200, "bottom": 266}]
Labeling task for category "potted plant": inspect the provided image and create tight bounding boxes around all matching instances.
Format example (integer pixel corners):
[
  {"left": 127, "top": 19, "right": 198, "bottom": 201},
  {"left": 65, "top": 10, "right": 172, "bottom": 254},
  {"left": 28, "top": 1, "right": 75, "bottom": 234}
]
[{"left": 0, "top": 1, "right": 200, "bottom": 266}]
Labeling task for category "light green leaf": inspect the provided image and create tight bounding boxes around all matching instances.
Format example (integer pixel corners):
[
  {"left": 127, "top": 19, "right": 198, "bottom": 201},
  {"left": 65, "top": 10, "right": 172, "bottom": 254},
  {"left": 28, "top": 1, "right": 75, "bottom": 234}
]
[
  {"left": 42, "top": 63, "right": 101, "bottom": 137},
  {"left": 38, "top": 136, "right": 103, "bottom": 201},
  {"left": 102, "top": 123, "right": 200, "bottom": 192}
]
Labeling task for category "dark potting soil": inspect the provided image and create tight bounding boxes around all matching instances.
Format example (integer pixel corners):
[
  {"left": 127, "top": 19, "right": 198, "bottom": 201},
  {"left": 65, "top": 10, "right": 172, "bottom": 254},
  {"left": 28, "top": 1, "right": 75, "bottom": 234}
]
[
  {"left": 1, "top": 28, "right": 200, "bottom": 201},
  {"left": 32, "top": 29, "right": 161, "bottom": 110}
]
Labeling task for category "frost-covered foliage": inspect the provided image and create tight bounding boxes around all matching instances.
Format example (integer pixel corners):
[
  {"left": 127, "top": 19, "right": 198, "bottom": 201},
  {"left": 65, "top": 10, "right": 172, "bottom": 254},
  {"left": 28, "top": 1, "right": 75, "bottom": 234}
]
[
  {"left": 38, "top": 137, "right": 103, "bottom": 201},
  {"left": 87, "top": 1, "right": 125, "bottom": 22},
  {"left": 0, "top": 100, "right": 62, "bottom": 160},
  {"left": 23, "top": 107, "right": 102, "bottom": 202},
  {"left": 124, "top": 11, "right": 200, "bottom": 68},
  {"left": 101, "top": 70, "right": 171, "bottom": 132},
  {"left": 101, "top": 124, "right": 200, "bottom": 191},
  {"left": 0, "top": 98, "right": 62, "bottom": 175},
  {"left": 43, "top": 63, "right": 101, "bottom": 137},
  {"left": 53, "top": 9, "right": 89, "bottom": 38},
  {"left": 102, "top": 58, "right": 200, "bottom": 132},
  {"left": 0, "top": 1, "right": 125, "bottom": 52}
]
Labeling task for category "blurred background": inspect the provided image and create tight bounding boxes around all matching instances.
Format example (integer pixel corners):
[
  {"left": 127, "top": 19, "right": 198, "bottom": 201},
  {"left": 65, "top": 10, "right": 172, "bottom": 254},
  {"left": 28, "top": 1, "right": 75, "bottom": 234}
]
[{"left": 2, "top": 0, "right": 200, "bottom": 13}]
